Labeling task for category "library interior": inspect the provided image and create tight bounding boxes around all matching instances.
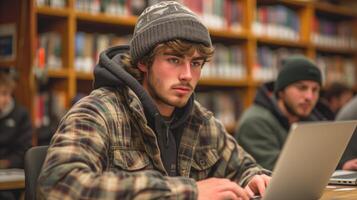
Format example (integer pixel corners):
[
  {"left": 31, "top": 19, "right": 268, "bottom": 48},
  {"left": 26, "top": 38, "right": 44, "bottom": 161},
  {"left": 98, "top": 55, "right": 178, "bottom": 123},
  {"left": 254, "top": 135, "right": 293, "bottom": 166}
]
[{"left": 1, "top": 0, "right": 357, "bottom": 199}]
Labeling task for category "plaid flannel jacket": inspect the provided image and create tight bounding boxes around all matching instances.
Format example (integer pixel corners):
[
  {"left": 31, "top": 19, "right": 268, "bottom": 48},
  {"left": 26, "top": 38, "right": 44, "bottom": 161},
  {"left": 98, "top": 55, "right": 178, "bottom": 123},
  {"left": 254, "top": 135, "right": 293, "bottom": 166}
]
[{"left": 38, "top": 87, "right": 265, "bottom": 200}]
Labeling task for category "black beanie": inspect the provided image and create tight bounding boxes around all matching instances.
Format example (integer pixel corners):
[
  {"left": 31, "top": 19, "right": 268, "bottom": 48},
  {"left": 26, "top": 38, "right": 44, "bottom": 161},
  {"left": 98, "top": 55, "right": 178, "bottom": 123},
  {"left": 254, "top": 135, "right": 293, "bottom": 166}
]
[
  {"left": 274, "top": 55, "right": 322, "bottom": 94},
  {"left": 130, "top": 1, "right": 212, "bottom": 64}
]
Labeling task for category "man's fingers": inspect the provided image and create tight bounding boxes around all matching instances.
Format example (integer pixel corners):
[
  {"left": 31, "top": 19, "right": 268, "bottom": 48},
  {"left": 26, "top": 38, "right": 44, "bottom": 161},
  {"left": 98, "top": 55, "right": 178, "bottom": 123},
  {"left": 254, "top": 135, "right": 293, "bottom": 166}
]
[
  {"left": 216, "top": 180, "right": 250, "bottom": 200},
  {"left": 219, "top": 191, "right": 240, "bottom": 200},
  {"left": 245, "top": 185, "right": 254, "bottom": 197},
  {"left": 246, "top": 174, "right": 271, "bottom": 197}
]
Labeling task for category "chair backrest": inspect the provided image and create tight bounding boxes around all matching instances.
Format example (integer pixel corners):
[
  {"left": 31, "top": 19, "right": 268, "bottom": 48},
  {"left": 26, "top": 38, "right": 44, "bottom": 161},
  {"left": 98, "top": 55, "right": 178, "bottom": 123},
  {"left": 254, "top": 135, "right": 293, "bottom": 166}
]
[{"left": 24, "top": 145, "right": 48, "bottom": 200}]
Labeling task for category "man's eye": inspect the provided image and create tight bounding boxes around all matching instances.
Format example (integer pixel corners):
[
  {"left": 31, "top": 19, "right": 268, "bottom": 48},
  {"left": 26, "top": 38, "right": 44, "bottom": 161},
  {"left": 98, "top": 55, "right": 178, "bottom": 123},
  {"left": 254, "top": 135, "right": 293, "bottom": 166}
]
[
  {"left": 297, "top": 86, "right": 305, "bottom": 90},
  {"left": 192, "top": 61, "right": 203, "bottom": 67},
  {"left": 168, "top": 58, "right": 179, "bottom": 64}
]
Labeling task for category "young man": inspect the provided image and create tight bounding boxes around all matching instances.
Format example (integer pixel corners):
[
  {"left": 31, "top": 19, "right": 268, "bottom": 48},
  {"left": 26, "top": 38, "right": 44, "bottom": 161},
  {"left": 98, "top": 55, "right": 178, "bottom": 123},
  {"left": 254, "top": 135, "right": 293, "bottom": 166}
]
[
  {"left": 234, "top": 56, "right": 322, "bottom": 171},
  {"left": 38, "top": 2, "right": 270, "bottom": 200},
  {"left": 0, "top": 71, "right": 32, "bottom": 200}
]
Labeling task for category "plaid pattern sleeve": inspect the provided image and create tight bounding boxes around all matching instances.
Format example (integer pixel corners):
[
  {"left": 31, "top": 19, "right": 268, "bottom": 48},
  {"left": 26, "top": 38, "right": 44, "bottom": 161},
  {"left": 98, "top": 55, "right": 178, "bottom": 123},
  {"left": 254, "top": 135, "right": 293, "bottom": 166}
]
[
  {"left": 37, "top": 88, "right": 197, "bottom": 200},
  {"left": 198, "top": 111, "right": 269, "bottom": 187}
]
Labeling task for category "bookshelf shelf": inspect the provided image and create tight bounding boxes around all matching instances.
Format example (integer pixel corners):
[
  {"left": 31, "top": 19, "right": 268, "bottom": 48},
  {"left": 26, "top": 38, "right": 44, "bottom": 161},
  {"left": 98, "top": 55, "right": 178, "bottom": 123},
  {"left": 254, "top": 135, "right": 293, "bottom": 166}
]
[
  {"left": 76, "top": 12, "right": 137, "bottom": 27},
  {"left": 75, "top": 71, "right": 93, "bottom": 80},
  {"left": 315, "top": 45, "right": 356, "bottom": 55},
  {"left": 314, "top": 2, "right": 357, "bottom": 17},
  {"left": 199, "top": 78, "right": 249, "bottom": 87},
  {"left": 47, "top": 69, "right": 68, "bottom": 78},
  {"left": 36, "top": 6, "right": 70, "bottom": 17},
  {"left": 256, "top": 36, "right": 308, "bottom": 48},
  {"left": 258, "top": 0, "right": 307, "bottom": 8},
  {"left": 209, "top": 28, "right": 248, "bottom": 40},
  {"left": 0, "top": 60, "right": 16, "bottom": 67}
]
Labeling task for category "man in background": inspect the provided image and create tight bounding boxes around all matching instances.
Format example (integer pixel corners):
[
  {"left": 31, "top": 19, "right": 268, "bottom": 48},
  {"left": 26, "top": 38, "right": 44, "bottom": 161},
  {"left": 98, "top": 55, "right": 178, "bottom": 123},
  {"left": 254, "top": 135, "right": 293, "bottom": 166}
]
[
  {"left": 316, "top": 81, "right": 354, "bottom": 120},
  {"left": 0, "top": 70, "right": 32, "bottom": 200},
  {"left": 234, "top": 56, "right": 322, "bottom": 170}
]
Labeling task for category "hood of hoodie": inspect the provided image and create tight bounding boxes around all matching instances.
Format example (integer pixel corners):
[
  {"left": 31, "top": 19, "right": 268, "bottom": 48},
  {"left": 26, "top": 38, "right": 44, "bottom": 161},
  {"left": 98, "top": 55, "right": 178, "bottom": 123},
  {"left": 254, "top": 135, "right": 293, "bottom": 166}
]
[
  {"left": 93, "top": 45, "right": 193, "bottom": 176},
  {"left": 254, "top": 81, "right": 290, "bottom": 131}
]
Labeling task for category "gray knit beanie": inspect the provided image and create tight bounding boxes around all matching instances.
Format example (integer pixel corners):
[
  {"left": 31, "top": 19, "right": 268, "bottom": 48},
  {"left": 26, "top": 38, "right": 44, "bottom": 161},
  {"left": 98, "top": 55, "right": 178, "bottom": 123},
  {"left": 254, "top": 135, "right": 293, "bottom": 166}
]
[
  {"left": 274, "top": 55, "right": 322, "bottom": 94},
  {"left": 130, "top": 1, "right": 212, "bottom": 64}
]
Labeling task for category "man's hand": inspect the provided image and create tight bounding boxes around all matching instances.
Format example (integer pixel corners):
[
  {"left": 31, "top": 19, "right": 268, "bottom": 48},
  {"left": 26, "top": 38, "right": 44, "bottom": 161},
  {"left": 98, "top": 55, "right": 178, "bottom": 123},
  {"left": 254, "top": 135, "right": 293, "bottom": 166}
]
[
  {"left": 244, "top": 174, "right": 271, "bottom": 197},
  {"left": 197, "top": 178, "right": 250, "bottom": 200},
  {"left": 342, "top": 158, "right": 357, "bottom": 170}
]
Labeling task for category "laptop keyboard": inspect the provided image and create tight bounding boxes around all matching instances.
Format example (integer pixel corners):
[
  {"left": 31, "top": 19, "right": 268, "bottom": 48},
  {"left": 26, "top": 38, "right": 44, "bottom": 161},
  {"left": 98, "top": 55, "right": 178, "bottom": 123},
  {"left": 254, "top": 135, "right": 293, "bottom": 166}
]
[{"left": 333, "top": 172, "right": 357, "bottom": 179}]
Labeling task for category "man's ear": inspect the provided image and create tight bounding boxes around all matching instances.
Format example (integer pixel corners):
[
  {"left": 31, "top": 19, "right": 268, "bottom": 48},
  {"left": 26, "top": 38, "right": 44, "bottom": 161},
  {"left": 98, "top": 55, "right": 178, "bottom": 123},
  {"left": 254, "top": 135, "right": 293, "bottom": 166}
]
[{"left": 137, "top": 62, "right": 148, "bottom": 73}]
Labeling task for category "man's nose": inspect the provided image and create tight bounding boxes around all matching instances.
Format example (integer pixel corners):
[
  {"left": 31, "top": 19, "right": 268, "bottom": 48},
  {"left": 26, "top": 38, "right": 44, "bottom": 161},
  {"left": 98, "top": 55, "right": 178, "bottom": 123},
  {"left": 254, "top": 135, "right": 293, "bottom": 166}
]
[
  {"left": 304, "top": 89, "right": 315, "bottom": 101},
  {"left": 179, "top": 61, "right": 192, "bottom": 81}
]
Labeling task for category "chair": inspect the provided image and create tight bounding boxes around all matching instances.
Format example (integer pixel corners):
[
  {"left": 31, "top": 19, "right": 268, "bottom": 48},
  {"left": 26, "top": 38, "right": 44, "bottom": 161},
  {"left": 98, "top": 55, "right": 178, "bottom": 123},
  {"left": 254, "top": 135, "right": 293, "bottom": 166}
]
[{"left": 24, "top": 145, "right": 48, "bottom": 200}]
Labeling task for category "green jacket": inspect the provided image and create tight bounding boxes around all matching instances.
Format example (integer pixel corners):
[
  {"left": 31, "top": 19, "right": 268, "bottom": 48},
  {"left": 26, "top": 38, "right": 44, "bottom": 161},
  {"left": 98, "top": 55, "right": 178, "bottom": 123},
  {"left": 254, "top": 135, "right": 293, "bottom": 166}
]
[
  {"left": 235, "top": 104, "right": 288, "bottom": 171},
  {"left": 38, "top": 86, "right": 266, "bottom": 199}
]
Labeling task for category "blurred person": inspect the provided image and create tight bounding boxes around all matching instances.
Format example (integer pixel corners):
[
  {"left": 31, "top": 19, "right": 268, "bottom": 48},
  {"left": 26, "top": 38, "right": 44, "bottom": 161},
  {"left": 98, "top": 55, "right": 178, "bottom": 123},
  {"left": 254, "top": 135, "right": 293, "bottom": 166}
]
[
  {"left": 316, "top": 82, "right": 354, "bottom": 120},
  {"left": 37, "top": 93, "right": 86, "bottom": 145},
  {"left": 234, "top": 56, "right": 322, "bottom": 171},
  {"left": 0, "top": 70, "right": 32, "bottom": 200}
]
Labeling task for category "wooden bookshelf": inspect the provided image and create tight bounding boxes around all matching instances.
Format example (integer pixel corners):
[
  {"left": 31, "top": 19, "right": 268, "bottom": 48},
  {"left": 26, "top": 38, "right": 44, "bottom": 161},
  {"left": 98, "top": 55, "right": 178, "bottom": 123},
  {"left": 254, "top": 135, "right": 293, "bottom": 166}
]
[
  {"left": 314, "top": 46, "right": 356, "bottom": 55},
  {"left": 36, "top": 6, "right": 71, "bottom": 17},
  {"left": 199, "top": 78, "right": 250, "bottom": 87},
  {"left": 256, "top": 36, "right": 309, "bottom": 48},
  {"left": 0, "top": 60, "right": 16, "bottom": 67},
  {"left": 4, "top": 0, "right": 357, "bottom": 138},
  {"left": 76, "top": 12, "right": 137, "bottom": 26},
  {"left": 314, "top": 1, "right": 357, "bottom": 17},
  {"left": 47, "top": 69, "right": 69, "bottom": 78},
  {"left": 75, "top": 71, "right": 93, "bottom": 80}
]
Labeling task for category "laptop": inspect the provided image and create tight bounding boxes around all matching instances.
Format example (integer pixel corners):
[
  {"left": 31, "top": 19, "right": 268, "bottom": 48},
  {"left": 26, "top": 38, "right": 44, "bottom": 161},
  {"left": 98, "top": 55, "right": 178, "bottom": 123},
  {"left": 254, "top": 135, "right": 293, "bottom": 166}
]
[
  {"left": 330, "top": 170, "right": 357, "bottom": 185},
  {"left": 259, "top": 121, "right": 357, "bottom": 200}
]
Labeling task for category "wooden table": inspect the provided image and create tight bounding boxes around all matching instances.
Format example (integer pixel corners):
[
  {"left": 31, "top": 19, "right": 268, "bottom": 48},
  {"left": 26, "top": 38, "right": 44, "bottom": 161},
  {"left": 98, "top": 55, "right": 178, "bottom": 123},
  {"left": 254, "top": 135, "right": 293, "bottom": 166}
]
[
  {"left": 0, "top": 169, "right": 25, "bottom": 190},
  {"left": 320, "top": 185, "right": 357, "bottom": 200},
  {"left": 0, "top": 179, "right": 24, "bottom": 190}
]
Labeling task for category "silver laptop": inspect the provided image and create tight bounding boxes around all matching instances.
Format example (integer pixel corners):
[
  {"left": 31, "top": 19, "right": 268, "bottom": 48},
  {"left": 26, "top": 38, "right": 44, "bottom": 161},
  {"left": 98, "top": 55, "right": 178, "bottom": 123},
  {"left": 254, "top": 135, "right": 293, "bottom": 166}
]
[
  {"left": 330, "top": 170, "right": 357, "bottom": 185},
  {"left": 260, "top": 121, "right": 357, "bottom": 200}
]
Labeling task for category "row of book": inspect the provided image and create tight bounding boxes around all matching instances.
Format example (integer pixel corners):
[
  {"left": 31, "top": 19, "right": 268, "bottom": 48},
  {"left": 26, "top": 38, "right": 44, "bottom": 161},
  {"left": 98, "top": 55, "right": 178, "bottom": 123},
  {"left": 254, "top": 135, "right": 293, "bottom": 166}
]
[
  {"left": 74, "top": 0, "right": 243, "bottom": 30},
  {"left": 312, "top": 17, "right": 357, "bottom": 49},
  {"left": 254, "top": 46, "right": 356, "bottom": 86},
  {"left": 35, "top": 32, "right": 62, "bottom": 70},
  {"left": 196, "top": 90, "right": 242, "bottom": 130},
  {"left": 254, "top": 46, "right": 304, "bottom": 81},
  {"left": 76, "top": 0, "right": 147, "bottom": 16},
  {"left": 253, "top": 5, "right": 300, "bottom": 41},
  {"left": 38, "top": 0, "right": 357, "bottom": 50},
  {"left": 75, "top": 32, "right": 131, "bottom": 72},
  {"left": 33, "top": 90, "right": 67, "bottom": 128},
  {"left": 202, "top": 44, "right": 246, "bottom": 80},
  {"left": 180, "top": 0, "right": 243, "bottom": 30},
  {"left": 316, "top": 55, "right": 355, "bottom": 86},
  {"left": 36, "top": 0, "right": 66, "bottom": 8}
]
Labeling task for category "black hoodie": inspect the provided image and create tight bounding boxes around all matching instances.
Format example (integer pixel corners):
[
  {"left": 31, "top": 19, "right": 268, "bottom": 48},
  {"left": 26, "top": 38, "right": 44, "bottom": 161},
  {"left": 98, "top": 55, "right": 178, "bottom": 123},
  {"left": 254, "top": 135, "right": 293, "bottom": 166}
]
[{"left": 93, "top": 45, "right": 193, "bottom": 176}]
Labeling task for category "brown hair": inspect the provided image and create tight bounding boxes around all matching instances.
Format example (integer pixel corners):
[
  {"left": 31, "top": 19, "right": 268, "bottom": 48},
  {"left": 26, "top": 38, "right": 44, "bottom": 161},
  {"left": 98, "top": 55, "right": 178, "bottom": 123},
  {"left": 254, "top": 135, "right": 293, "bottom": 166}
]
[{"left": 122, "top": 39, "right": 214, "bottom": 83}]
